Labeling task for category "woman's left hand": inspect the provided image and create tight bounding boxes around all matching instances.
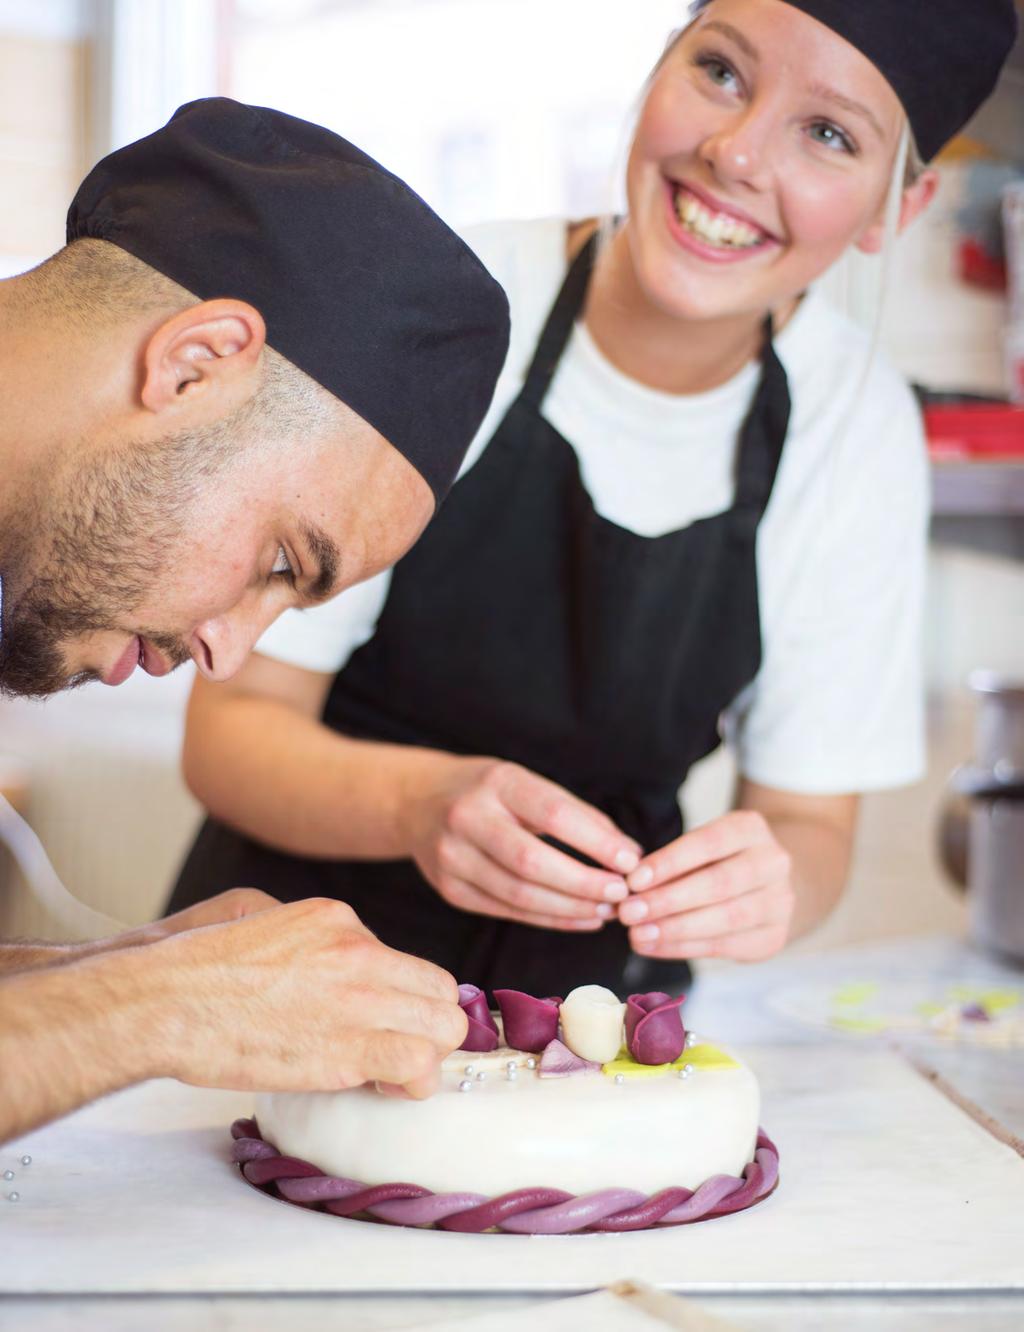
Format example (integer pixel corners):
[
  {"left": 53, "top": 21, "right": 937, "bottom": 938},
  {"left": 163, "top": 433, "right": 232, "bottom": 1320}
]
[{"left": 618, "top": 810, "right": 796, "bottom": 962}]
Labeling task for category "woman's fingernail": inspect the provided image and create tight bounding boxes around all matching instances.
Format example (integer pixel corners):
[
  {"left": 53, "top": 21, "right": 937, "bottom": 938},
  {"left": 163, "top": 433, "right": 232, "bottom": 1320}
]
[
  {"left": 619, "top": 899, "right": 649, "bottom": 925},
  {"left": 596, "top": 902, "right": 615, "bottom": 919},
  {"left": 604, "top": 880, "right": 629, "bottom": 902},
  {"left": 615, "top": 849, "right": 640, "bottom": 873},
  {"left": 629, "top": 866, "right": 654, "bottom": 890},
  {"left": 633, "top": 924, "right": 660, "bottom": 945}
]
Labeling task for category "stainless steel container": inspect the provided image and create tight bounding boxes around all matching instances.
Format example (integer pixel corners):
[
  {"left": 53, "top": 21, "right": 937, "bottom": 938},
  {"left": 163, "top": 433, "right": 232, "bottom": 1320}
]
[{"left": 947, "top": 672, "right": 1024, "bottom": 965}]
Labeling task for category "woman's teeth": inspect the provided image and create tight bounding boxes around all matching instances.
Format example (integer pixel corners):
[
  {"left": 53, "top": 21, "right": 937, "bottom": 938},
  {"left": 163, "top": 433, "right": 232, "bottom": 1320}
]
[{"left": 673, "top": 187, "right": 765, "bottom": 250}]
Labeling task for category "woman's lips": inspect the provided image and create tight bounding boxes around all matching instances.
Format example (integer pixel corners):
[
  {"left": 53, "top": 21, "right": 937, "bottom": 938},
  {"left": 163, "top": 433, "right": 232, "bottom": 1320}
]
[
  {"left": 662, "top": 178, "right": 781, "bottom": 265},
  {"left": 104, "top": 636, "right": 141, "bottom": 687}
]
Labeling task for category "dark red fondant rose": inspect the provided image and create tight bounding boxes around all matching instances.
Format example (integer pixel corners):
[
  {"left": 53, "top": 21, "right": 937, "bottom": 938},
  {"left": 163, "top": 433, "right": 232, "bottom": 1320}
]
[
  {"left": 457, "top": 984, "right": 500, "bottom": 1052},
  {"left": 494, "top": 989, "right": 562, "bottom": 1052},
  {"left": 625, "top": 991, "right": 686, "bottom": 1065}
]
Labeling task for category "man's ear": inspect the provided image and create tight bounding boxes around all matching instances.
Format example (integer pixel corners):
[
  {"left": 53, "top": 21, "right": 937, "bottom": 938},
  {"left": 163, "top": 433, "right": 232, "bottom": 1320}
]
[
  {"left": 139, "top": 299, "right": 266, "bottom": 414},
  {"left": 856, "top": 168, "right": 940, "bottom": 256}
]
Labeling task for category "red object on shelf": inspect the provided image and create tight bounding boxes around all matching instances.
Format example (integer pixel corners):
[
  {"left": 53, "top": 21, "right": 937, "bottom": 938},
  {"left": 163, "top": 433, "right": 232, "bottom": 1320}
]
[
  {"left": 924, "top": 403, "right": 1024, "bottom": 461},
  {"left": 956, "top": 237, "right": 1008, "bottom": 293}
]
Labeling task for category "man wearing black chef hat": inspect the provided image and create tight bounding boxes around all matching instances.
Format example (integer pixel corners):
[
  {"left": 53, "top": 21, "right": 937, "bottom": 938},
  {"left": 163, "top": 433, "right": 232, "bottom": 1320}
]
[{"left": 0, "top": 99, "right": 508, "bottom": 1143}]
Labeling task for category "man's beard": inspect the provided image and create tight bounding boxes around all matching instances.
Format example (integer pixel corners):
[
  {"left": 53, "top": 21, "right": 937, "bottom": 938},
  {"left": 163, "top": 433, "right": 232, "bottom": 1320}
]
[
  {"left": 0, "top": 578, "right": 191, "bottom": 698},
  {"left": 0, "top": 425, "right": 229, "bottom": 699}
]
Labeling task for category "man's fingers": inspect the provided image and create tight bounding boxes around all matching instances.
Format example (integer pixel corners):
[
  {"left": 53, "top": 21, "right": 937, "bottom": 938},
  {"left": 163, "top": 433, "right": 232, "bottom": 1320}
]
[
  {"left": 335, "top": 985, "right": 467, "bottom": 1053},
  {"left": 499, "top": 767, "right": 641, "bottom": 874},
  {"left": 442, "top": 841, "right": 608, "bottom": 920},
  {"left": 627, "top": 811, "right": 770, "bottom": 891},
  {"left": 348, "top": 1031, "right": 444, "bottom": 1093}
]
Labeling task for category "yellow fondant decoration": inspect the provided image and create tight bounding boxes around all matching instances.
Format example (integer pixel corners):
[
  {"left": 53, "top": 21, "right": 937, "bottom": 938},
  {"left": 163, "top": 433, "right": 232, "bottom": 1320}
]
[
  {"left": 831, "top": 982, "right": 879, "bottom": 1007},
  {"left": 829, "top": 1015, "right": 888, "bottom": 1034},
  {"left": 601, "top": 1042, "right": 739, "bottom": 1079}
]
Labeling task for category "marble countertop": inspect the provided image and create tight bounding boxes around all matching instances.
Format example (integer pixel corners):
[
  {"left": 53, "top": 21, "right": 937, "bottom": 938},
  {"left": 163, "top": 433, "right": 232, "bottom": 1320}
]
[{"left": 5, "top": 933, "right": 1022, "bottom": 1332}]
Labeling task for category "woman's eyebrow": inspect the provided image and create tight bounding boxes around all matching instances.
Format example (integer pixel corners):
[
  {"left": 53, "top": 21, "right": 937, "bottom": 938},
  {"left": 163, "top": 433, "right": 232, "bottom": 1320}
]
[
  {"left": 805, "top": 82, "right": 886, "bottom": 142},
  {"left": 701, "top": 19, "right": 759, "bottom": 62},
  {"left": 300, "top": 521, "right": 342, "bottom": 602}
]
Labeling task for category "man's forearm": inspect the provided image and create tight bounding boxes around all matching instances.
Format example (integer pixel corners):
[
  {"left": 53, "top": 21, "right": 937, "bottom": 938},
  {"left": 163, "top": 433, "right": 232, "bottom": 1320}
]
[
  {"left": 0, "top": 948, "right": 161, "bottom": 1144},
  {"left": 184, "top": 693, "right": 452, "bottom": 860}
]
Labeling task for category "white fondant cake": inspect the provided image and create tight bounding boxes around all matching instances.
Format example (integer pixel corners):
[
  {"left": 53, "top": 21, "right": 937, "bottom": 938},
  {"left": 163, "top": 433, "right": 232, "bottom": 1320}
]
[{"left": 254, "top": 1035, "right": 760, "bottom": 1198}]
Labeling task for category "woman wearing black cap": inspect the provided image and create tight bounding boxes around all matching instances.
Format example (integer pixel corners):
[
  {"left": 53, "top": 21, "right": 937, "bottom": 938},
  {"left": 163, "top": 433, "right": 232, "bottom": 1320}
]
[{"left": 169, "top": 0, "right": 1019, "bottom": 998}]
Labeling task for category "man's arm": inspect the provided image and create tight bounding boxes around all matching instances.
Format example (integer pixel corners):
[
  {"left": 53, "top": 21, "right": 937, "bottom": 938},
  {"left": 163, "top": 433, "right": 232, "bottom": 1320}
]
[
  {"left": 0, "top": 896, "right": 468, "bottom": 1147},
  {"left": 0, "top": 947, "right": 159, "bottom": 1142},
  {"left": 0, "top": 888, "right": 279, "bottom": 977}
]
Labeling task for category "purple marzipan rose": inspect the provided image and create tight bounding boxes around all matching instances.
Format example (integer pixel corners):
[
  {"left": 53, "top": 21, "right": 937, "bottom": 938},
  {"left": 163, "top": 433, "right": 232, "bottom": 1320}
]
[
  {"left": 457, "top": 984, "right": 500, "bottom": 1052},
  {"left": 494, "top": 989, "right": 562, "bottom": 1053},
  {"left": 625, "top": 992, "right": 686, "bottom": 1065}
]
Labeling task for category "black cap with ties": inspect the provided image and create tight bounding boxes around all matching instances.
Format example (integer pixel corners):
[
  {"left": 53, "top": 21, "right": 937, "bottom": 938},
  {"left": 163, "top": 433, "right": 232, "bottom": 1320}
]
[
  {"left": 780, "top": 0, "right": 1019, "bottom": 162},
  {"left": 66, "top": 97, "right": 511, "bottom": 505}
]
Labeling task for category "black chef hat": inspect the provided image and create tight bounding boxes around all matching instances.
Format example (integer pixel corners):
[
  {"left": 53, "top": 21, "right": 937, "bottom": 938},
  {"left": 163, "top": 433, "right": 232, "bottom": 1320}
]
[
  {"left": 781, "top": 0, "right": 1019, "bottom": 162},
  {"left": 66, "top": 97, "right": 510, "bottom": 504}
]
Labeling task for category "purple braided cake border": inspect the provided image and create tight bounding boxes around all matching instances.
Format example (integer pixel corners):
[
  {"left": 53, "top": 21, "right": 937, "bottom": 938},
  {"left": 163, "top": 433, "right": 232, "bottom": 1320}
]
[{"left": 229, "top": 1117, "right": 779, "bottom": 1234}]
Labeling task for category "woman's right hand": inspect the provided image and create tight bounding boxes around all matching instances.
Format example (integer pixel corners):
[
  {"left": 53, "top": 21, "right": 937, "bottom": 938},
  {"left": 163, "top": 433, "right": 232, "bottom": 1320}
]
[{"left": 400, "top": 756, "right": 641, "bottom": 932}]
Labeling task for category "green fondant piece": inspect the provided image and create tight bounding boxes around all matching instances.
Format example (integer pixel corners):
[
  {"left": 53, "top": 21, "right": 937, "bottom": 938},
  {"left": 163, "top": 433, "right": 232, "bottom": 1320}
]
[
  {"left": 601, "top": 1042, "right": 739, "bottom": 1078},
  {"left": 979, "top": 989, "right": 1020, "bottom": 1014},
  {"left": 831, "top": 982, "right": 879, "bottom": 1007},
  {"left": 829, "top": 1015, "right": 888, "bottom": 1034},
  {"left": 914, "top": 1001, "right": 945, "bottom": 1018}
]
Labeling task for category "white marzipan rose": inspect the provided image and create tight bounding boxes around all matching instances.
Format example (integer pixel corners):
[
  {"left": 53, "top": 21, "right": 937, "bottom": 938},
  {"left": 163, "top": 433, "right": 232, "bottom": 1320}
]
[{"left": 559, "top": 985, "right": 626, "bottom": 1063}]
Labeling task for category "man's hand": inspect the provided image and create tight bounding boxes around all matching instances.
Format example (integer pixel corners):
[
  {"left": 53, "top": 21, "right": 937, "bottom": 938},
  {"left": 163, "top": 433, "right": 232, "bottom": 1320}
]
[
  {"left": 105, "top": 886, "right": 280, "bottom": 950},
  {"left": 402, "top": 756, "right": 641, "bottom": 932},
  {"left": 619, "top": 810, "right": 797, "bottom": 962},
  {"left": 145, "top": 897, "right": 468, "bottom": 1099}
]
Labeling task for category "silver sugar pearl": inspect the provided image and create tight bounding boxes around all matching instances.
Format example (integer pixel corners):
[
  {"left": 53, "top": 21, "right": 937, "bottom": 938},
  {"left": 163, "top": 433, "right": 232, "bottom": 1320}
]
[
  {"left": 685, "top": 1032, "right": 697, "bottom": 1049},
  {"left": 505, "top": 1059, "right": 517, "bottom": 1071},
  {"left": 475, "top": 1070, "right": 486, "bottom": 1081},
  {"left": 19, "top": 1155, "right": 31, "bottom": 1166},
  {"left": 463, "top": 1064, "right": 476, "bottom": 1076},
  {"left": 614, "top": 1073, "right": 625, "bottom": 1085},
  {"left": 678, "top": 1066, "right": 691, "bottom": 1080},
  {"left": 7, "top": 1191, "right": 18, "bottom": 1202},
  {"left": 682, "top": 1063, "right": 695, "bottom": 1077},
  {"left": 505, "top": 1068, "right": 518, "bottom": 1081},
  {"left": 458, "top": 1079, "right": 473, "bottom": 1093},
  {"left": 526, "top": 1057, "right": 537, "bottom": 1070},
  {"left": 2, "top": 1170, "right": 13, "bottom": 1181}
]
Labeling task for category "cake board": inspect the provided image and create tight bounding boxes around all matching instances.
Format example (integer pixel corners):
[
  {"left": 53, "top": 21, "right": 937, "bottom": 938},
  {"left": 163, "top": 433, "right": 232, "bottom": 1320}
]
[{"left": 1, "top": 1045, "right": 1021, "bottom": 1295}]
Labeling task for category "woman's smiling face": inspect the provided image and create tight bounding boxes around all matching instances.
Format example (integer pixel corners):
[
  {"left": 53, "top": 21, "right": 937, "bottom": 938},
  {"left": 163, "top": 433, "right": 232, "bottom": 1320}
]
[{"left": 625, "top": 0, "right": 927, "bottom": 322}]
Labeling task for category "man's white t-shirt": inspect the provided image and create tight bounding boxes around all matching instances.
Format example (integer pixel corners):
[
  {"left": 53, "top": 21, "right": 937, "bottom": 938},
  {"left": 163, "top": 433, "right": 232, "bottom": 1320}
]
[{"left": 257, "top": 217, "right": 929, "bottom": 795}]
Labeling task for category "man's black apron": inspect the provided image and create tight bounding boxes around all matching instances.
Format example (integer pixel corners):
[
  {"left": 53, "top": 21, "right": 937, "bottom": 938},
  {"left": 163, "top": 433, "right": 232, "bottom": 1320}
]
[{"left": 170, "top": 232, "right": 792, "bottom": 997}]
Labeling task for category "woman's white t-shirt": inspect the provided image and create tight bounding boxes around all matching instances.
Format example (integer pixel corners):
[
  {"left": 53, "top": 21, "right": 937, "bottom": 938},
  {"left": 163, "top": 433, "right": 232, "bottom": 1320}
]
[{"left": 256, "top": 217, "right": 929, "bottom": 795}]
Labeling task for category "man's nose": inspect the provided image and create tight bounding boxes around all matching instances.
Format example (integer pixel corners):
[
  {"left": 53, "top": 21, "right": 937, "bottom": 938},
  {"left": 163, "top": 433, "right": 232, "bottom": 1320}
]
[{"left": 190, "top": 603, "right": 279, "bottom": 683}]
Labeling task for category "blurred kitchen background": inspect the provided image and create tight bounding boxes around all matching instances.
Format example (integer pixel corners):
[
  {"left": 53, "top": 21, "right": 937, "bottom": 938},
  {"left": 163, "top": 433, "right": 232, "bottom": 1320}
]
[{"left": 0, "top": 0, "right": 1022, "bottom": 955}]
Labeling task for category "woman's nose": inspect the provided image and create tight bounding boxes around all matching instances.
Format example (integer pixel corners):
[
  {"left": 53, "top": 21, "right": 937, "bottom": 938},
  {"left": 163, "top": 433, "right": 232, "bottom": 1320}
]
[{"left": 701, "top": 106, "right": 773, "bottom": 189}]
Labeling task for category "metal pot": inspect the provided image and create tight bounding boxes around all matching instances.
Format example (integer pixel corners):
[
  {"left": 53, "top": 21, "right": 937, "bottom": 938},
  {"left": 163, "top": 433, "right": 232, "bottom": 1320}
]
[{"left": 939, "top": 672, "right": 1024, "bottom": 966}]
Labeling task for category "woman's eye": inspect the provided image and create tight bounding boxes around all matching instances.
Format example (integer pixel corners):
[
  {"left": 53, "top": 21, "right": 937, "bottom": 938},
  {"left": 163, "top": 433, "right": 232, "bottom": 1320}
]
[
  {"left": 695, "top": 53, "right": 738, "bottom": 91},
  {"left": 271, "top": 546, "right": 295, "bottom": 579},
  {"left": 809, "top": 121, "right": 856, "bottom": 154}
]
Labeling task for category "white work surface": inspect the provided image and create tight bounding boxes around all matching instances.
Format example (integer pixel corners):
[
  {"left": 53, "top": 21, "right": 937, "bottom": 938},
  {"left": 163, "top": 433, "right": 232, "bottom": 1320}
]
[{"left": 1, "top": 1043, "right": 1021, "bottom": 1296}]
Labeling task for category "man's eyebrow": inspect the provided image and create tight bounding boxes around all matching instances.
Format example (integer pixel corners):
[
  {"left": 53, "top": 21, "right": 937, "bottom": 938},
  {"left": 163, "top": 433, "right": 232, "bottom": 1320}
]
[
  {"left": 300, "top": 522, "right": 342, "bottom": 603},
  {"left": 700, "top": 20, "right": 759, "bottom": 63},
  {"left": 805, "top": 82, "right": 887, "bottom": 142}
]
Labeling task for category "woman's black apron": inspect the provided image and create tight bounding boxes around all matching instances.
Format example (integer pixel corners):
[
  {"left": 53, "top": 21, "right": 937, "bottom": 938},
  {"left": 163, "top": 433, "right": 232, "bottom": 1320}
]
[{"left": 170, "top": 232, "right": 792, "bottom": 997}]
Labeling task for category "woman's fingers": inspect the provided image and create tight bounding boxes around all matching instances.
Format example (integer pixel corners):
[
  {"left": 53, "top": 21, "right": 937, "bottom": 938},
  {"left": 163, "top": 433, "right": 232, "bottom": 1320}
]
[
  {"left": 627, "top": 810, "right": 771, "bottom": 891},
  {"left": 439, "top": 839, "right": 610, "bottom": 920},
  {"left": 441, "top": 875, "right": 606, "bottom": 933},
  {"left": 471, "top": 804, "right": 630, "bottom": 903},
  {"left": 494, "top": 765, "right": 641, "bottom": 874},
  {"left": 620, "top": 843, "right": 789, "bottom": 925},
  {"left": 630, "top": 919, "right": 792, "bottom": 963}
]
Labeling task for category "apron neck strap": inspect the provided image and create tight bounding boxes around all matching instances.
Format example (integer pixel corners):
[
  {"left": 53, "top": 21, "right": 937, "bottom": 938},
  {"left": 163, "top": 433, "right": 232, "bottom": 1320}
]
[{"left": 518, "top": 230, "right": 598, "bottom": 413}]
